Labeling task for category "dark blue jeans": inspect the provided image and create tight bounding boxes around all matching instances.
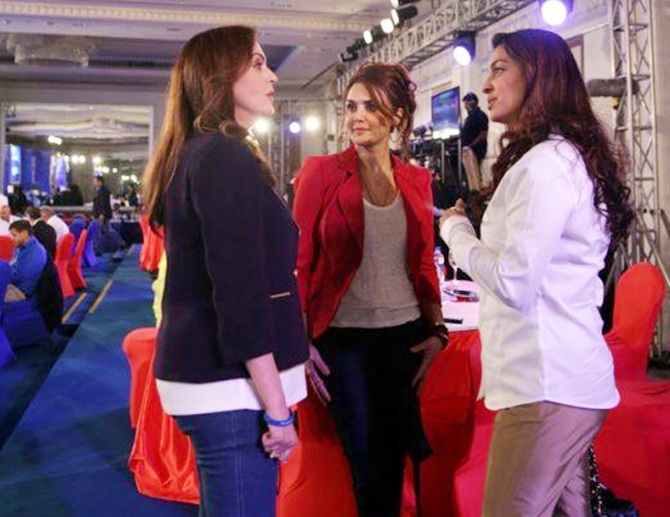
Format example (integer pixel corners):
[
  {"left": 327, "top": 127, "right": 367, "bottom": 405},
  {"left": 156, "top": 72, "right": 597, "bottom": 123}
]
[
  {"left": 316, "top": 318, "right": 432, "bottom": 517},
  {"left": 175, "top": 409, "right": 277, "bottom": 517}
]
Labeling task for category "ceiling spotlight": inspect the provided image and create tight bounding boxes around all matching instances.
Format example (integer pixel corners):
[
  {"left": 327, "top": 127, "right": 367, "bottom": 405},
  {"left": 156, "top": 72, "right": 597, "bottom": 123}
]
[
  {"left": 391, "top": 5, "right": 419, "bottom": 25},
  {"left": 452, "top": 31, "right": 476, "bottom": 66},
  {"left": 288, "top": 119, "right": 302, "bottom": 135},
  {"left": 363, "top": 26, "right": 385, "bottom": 46},
  {"left": 390, "top": 0, "right": 421, "bottom": 7},
  {"left": 47, "top": 135, "right": 62, "bottom": 146},
  {"left": 305, "top": 116, "right": 320, "bottom": 132},
  {"left": 539, "top": 0, "right": 573, "bottom": 25},
  {"left": 254, "top": 118, "right": 271, "bottom": 134},
  {"left": 363, "top": 30, "right": 373, "bottom": 45},
  {"left": 340, "top": 49, "right": 359, "bottom": 63},
  {"left": 380, "top": 18, "right": 395, "bottom": 34}
]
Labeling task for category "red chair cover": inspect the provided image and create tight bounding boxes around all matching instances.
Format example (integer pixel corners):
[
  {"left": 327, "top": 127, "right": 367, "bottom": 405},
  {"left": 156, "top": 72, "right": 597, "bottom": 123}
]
[
  {"left": 0, "top": 236, "right": 14, "bottom": 261},
  {"left": 124, "top": 329, "right": 483, "bottom": 515},
  {"left": 67, "top": 229, "right": 88, "bottom": 290},
  {"left": 605, "top": 262, "right": 665, "bottom": 381},
  {"left": 54, "top": 233, "right": 75, "bottom": 298},
  {"left": 122, "top": 327, "right": 159, "bottom": 428},
  {"left": 595, "top": 379, "right": 670, "bottom": 517},
  {"left": 139, "top": 215, "right": 163, "bottom": 273}
]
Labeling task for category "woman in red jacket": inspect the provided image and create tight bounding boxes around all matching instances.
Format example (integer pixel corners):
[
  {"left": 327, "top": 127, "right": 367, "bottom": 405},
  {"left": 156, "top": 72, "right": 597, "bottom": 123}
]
[{"left": 293, "top": 63, "right": 447, "bottom": 517}]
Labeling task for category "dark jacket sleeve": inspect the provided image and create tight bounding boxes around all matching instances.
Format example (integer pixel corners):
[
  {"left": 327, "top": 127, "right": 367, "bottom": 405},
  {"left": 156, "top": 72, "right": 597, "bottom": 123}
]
[{"left": 190, "top": 137, "right": 275, "bottom": 364}]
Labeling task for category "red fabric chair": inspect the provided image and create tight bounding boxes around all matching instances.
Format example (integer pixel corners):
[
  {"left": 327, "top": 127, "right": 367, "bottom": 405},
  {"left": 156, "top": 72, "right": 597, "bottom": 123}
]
[
  {"left": 0, "top": 235, "right": 14, "bottom": 261},
  {"left": 67, "top": 229, "right": 88, "bottom": 290},
  {"left": 54, "top": 233, "right": 75, "bottom": 298},
  {"left": 417, "top": 330, "right": 484, "bottom": 517},
  {"left": 605, "top": 262, "right": 665, "bottom": 380},
  {"left": 122, "top": 327, "right": 159, "bottom": 428},
  {"left": 595, "top": 379, "right": 670, "bottom": 517},
  {"left": 139, "top": 215, "right": 163, "bottom": 273}
]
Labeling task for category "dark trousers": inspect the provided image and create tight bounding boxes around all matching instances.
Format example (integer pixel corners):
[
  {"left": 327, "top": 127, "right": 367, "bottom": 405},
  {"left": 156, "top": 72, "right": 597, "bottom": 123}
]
[
  {"left": 175, "top": 409, "right": 277, "bottom": 517},
  {"left": 316, "top": 319, "right": 431, "bottom": 517}
]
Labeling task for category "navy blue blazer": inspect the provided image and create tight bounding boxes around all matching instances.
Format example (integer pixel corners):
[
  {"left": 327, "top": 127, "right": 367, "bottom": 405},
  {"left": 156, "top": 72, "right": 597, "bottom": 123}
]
[{"left": 155, "top": 132, "right": 309, "bottom": 383}]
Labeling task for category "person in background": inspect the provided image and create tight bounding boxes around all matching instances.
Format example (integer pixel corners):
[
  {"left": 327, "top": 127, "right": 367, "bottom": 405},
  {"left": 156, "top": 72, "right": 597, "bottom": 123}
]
[
  {"left": 439, "top": 29, "right": 634, "bottom": 516},
  {"left": 93, "top": 175, "right": 113, "bottom": 222},
  {"left": 141, "top": 25, "right": 309, "bottom": 516},
  {"left": 8, "top": 185, "right": 28, "bottom": 215},
  {"left": 26, "top": 206, "right": 57, "bottom": 259},
  {"left": 40, "top": 207, "right": 70, "bottom": 243},
  {"left": 69, "top": 184, "right": 84, "bottom": 206},
  {"left": 461, "top": 92, "right": 489, "bottom": 164},
  {"left": 0, "top": 205, "right": 20, "bottom": 236},
  {"left": 293, "top": 62, "right": 447, "bottom": 517},
  {"left": 6, "top": 220, "right": 47, "bottom": 302}
]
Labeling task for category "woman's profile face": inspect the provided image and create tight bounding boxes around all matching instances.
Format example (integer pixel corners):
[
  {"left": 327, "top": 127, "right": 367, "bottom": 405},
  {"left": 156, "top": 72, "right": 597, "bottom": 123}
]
[
  {"left": 482, "top": 45, "right": 527, "bottom": 127},
  {"left": 344, "top": 83, "right": 394, "bottom": 150},
  {"left": 232, "top": 42, "right": 278, "bottom": 128}
]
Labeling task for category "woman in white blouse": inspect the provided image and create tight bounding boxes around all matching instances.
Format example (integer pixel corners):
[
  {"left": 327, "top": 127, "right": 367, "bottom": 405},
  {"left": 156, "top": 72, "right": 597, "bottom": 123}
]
[{"left": 440, "top": 29, "right": 634, "bottom": 516}]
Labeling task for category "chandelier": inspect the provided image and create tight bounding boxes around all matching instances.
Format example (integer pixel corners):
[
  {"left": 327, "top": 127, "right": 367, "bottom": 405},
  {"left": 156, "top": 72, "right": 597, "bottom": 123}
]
[{"left": 5, "top": 34, "right": 96, "bottom": 67}]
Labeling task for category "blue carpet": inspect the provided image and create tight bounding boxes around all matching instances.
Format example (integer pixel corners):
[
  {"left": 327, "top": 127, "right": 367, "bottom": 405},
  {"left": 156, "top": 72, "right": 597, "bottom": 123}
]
[
  {"left": 0, "top": 248, "right": 197, "bottom": 517},
  {"left": 0, "top": 254, "right": 118, "bottom": 451}
]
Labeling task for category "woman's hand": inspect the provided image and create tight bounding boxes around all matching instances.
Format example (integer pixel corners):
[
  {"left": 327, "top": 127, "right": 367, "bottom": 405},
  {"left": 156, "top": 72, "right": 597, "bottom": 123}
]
[
  {"left": 262, "top": 413, "right": 298, "bottom": 463},
  {"left": 306, "top": 344, "right": 331, "bottom": 405},
  {"left": 410, "top": 336, "right": 444, "bottom": 388},
  {"left": 439, "top": 198, "right": 467, "bottom": 227}
]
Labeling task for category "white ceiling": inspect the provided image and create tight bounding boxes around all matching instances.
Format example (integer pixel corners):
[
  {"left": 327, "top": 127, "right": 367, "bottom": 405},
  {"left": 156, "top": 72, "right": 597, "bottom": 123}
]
[
  {"left": 0, "top": 1, "right": 431, "bottom": 145},
  {"left": 0, "top": 0, "right": 430, "bottom": 91}
]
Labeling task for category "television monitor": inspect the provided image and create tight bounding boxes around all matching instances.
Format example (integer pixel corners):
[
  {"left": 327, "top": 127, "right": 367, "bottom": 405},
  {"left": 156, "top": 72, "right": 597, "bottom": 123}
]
[{"left": 431, "top": 86, "right": 461, "bottom": 139}]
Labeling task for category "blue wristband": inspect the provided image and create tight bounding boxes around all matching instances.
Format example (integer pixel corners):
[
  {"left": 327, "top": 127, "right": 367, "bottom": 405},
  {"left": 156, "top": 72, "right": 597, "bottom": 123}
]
[{"left": 263, "top": 411, "right": 295, "bottom": 427}]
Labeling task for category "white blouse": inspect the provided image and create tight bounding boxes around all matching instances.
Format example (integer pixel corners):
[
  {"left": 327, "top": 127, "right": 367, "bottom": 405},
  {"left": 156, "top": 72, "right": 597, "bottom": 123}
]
[{"left": 440, "top": 137, "right": 619, "bottom": 412}]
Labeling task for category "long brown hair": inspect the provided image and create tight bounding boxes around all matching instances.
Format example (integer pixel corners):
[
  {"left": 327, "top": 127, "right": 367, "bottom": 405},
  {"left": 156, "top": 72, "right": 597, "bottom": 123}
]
[
  {"left": 487, "top": 29, "right": 634, "bottom": 249},
  {"left": 344, "top": 62, "right": 417, "bottom": 161},
  {"left": 143, "top": 25, "right": 275, "bottom": 229}
]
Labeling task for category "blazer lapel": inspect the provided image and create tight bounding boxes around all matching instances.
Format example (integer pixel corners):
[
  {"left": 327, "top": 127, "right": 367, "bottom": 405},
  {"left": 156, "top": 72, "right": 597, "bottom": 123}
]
[{"left": 335, "top": 146, "right": 364, "bottom": 256}]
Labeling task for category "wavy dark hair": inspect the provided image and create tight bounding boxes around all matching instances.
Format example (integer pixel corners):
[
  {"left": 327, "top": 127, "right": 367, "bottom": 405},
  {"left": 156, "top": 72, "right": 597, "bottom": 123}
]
[
  {"left": 142, "top": 25, "right": 276, "bottom": 230},
  {"left": 487, "top": 29, "right": 634, "bottom": 248},
  {"left": 344, "top": 62, "right": 417, "bottom": 161}
]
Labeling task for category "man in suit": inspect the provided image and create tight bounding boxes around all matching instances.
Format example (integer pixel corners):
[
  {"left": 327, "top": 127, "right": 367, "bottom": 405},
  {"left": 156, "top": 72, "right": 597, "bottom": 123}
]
[
  {"left": 26, "top": 206, "right": 57, "bottom": 259},
  {"left": 6, "top": 220, "right": 47, "bottom": 302},
  {"left": 93, "top": 175, "right": 113, "bottom": 221}
]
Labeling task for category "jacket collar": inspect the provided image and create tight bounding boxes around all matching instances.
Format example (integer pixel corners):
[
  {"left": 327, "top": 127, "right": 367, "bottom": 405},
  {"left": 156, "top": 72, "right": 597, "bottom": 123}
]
[
  {"left": 336, "top": 144, "right": 414, "bottom": 182},
  {"left": 334, "top": 145, "right": 424, "bottom": 258}
]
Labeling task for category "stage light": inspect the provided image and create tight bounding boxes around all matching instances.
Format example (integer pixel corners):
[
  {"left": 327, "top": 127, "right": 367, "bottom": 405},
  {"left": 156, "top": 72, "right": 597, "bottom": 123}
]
[
  {"left": 288, "top": 119, "right": 302, "bottom": 134},
  {"left": 47, "top": 135, "right": 62, "bottom": 145},
  {"left": 539, "top": 0, "right": 573, "bottom": 26},
  {"left": 380, "top": 18, "right": 395, "bottom": 34},
  {"left": 254, "top": 118, "right": 271, "bottom": 134},
  {"left": 391, "top": 5, "right": 418, "bottom": 25},
  {"left": 452, "top": 31, "right": 476, "bottom": 66},
  {"left": 92, "top": 155, "right": 102, "bottom": 166},
  {"left": 390, "top": 0, "right": 421, "bottom": 8},
  {"left": 305, "top": 116, "right": 320, "bottom": 132},
  {"left": 363, "top": 26, "right": 385, "bottom": 46},
  {"left": 340, "top": 49, "right": 359, "bottom": 63},
  {"left": 363, "top": 30, "right": 373, "bottom": 45}
]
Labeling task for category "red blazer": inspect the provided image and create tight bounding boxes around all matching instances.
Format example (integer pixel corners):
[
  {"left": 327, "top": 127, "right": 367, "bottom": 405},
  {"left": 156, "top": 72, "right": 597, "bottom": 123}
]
[{"left": 293, "top": 146, "right": 441, "bottom": 340}]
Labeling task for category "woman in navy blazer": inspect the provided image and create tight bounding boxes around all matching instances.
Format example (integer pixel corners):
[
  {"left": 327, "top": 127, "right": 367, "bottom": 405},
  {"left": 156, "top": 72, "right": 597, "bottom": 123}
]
[
  {"left": 142, "top": 26, "right": 309, "bottom": 517},
  {"left": 293, "top": 63, "right": 447, "bottom": 516}
]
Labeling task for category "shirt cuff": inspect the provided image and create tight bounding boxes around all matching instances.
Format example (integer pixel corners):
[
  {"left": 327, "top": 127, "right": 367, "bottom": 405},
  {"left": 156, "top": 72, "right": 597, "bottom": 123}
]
[{"left": 439, "top": 215, "right": 475, "bottom": 246}]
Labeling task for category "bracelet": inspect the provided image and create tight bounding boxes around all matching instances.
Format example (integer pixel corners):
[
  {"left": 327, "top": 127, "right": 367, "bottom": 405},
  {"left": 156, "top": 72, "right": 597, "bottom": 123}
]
[
  {"left": 431, "top": 323, "right": 450, "bottom": 349},
  {"left": 263, "top": 411, "right": 295, "bottom": 427}
]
